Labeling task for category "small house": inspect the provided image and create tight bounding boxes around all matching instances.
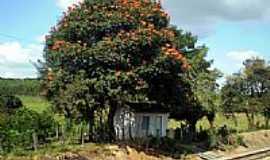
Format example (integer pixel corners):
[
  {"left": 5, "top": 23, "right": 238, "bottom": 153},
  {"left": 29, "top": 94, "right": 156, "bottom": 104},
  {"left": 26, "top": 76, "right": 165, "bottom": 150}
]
[{"left": 114, "top": 102, "right": 169, "bottom": 140}]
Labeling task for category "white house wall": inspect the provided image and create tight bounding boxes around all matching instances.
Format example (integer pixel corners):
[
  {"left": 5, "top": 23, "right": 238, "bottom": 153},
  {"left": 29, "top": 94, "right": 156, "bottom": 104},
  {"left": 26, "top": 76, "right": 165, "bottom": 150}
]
[
  {"left": 114, "top": 107, "right": 136, "bottom": 140},
  {"left": 114, "top": 107, "right": 169, "bottom": 140},
  {"left": 135, "top": 113, "right": 169, "bottom": 138}
]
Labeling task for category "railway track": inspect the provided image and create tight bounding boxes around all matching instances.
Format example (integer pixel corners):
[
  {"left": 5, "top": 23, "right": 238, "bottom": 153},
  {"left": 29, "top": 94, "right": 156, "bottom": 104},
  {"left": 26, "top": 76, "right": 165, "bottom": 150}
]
[{"left": 198, "top": 147, "right": 270, "bottom": 160}]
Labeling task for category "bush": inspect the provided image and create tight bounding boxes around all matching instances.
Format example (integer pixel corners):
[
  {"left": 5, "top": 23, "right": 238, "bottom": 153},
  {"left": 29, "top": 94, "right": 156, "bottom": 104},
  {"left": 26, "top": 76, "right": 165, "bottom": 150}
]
[
  {"left": 204, "top": 126, "right": 241, "bottom": 149},
  {"left": 0, "top": 95, "right": 22, "bottom": 111},
  {"left": 205, "top": 129, "right": 219, "bottom": 148},
  {"left": 0, "top": 108, "right": 56, "bottom": 153}
]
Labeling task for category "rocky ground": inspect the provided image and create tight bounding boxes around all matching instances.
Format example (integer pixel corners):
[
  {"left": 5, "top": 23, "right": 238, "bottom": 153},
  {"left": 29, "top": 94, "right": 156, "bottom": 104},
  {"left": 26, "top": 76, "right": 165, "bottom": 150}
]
[
  {"left": 195, "top": 130, "right": 270, "bottom": 160},
  {"left": 3, "top": 130, "right": 270, "bottom": 160},
  {"left": 1, "top": 144, "right": 186, "bottom": 160}
]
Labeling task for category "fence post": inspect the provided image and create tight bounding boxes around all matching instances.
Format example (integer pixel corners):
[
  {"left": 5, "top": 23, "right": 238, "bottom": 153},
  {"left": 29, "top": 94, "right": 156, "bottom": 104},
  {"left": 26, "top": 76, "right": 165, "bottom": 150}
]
[
  {"left": 56, "top": 124, "right": 59, "bottom": 140},
  {"left": 32, "top": 132, "right": 38, "bottom": 151}
]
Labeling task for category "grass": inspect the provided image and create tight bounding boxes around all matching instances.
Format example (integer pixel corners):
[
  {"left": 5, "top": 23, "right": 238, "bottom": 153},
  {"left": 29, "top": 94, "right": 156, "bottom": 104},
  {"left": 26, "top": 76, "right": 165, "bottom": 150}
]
[
  {"left": 18, "top": 95, "right": 51, "bottom": 113},
  {"left": 197, "top": 113, "right": 265, "bottom": 132},
  {"left": 18, "top": 95, "right": 66, "bottom": 124},
  {"left": 169, "top": 113, "right": 265, "bottom": 133}
]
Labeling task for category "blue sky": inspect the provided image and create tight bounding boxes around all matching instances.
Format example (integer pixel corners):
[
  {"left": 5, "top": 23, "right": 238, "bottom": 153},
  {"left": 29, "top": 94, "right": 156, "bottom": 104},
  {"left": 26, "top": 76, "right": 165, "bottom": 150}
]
[
  {"left": 201, "top": 22, "right": 270, "bottom": 75},
  {"left": 0, "top": 0, "right": 269, "bottom": 79}
]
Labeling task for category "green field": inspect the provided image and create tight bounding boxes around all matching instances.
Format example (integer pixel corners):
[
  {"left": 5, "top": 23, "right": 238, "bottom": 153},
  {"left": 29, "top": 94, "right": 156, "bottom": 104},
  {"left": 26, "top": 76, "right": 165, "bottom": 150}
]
[{"left": 19, "top": 95, "right": 51, "bottom": 113}]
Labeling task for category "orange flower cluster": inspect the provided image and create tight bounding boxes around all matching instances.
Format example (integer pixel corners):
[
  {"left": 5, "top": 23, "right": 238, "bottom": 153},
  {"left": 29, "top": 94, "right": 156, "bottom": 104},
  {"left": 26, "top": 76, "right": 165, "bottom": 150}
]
[
  {"left": 115, "top": 25, "right": 173, "bottom": 48},
  {"left": 139, "top": 22, "right": 175, "bottom": 40},
  {"left": 51, "top": 40, "right": 65, "bottom": 51},
  {"left": 162, "top": 44, "right": 191, "bottom": 70},
  {"left": 117, "top": 29, "right": 139, "bottom": 41},
  {"left": 159, "top": 10, "right": 169, "bottom": 19},
  {"left": 117, "top": 0, "right": 146, "bottom": 8},
  {"left": 160, "top": 29, "right": 175, "bottom": 41},
  {"left": 162, "top": 45, "right": 183, "bottom": 60},
  {"left": 116, "top": 28, "right": 156, "bottom": 47}
]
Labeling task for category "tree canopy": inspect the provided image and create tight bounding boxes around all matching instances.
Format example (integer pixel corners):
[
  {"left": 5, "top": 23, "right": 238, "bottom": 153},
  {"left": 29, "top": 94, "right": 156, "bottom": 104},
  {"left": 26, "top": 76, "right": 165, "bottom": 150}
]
[{"left": 40, "top": 0, "right": 218, "bottom": 140}]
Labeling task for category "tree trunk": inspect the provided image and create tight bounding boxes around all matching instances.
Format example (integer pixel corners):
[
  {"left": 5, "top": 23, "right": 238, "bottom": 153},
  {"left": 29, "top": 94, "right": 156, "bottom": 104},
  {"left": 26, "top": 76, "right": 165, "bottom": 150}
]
[
  {"left": 245, "top": 112, "right": 254, "bottom": 129},
  {"left": 189, "top": 120, "right": 197, "bottom": 141},
  {"left": 266, "top": 118, "right": 270, "bottom": 129},
  {"left": 251, "top": 113, "right": 255, "bottom": 128},
  {"left": 207, "top": 112, "right": 216, "bottom": 129},
  {"left": 108, "top": 101, "right": 117, "bottom": 142},
  {"left": 232, "top": 114, "right": 238, "bottom": 127},
  {"left": 65, "top": 109, "right": 72, "bottom": 130},
  {"left": 190, "top": 122, "right": 197, "bottom": 134},
  {"left": 209, "top": 120, "right": 214, "bottom": 129}
]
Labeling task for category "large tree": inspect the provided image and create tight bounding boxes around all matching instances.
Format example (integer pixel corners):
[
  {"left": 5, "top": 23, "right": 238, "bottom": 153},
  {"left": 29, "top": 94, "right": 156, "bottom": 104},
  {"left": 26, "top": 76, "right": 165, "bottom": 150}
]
[
  {"left": 40, "top": 0, "right": 214, "bottom": 140},
  {"left": 221, "top": 58, "right": 270, "bottom": 129}
]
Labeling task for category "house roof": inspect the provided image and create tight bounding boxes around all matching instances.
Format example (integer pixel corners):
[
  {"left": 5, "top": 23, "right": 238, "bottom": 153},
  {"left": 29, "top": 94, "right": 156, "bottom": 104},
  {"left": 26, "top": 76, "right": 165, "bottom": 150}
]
[{"left": 127, "top": 102, "right": 169, "bottom": 113}]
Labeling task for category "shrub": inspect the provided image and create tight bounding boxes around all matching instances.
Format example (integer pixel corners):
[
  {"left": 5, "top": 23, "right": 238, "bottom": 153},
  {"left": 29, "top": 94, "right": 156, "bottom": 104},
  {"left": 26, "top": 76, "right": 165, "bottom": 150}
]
[
  {"left": 0, "top": 108, "right": 56, "bottom": 153},
  {"left": 204, "top": 126, "right": 242, "bottom": 149},
  {"left": 146, "top": 136, "right": 180, "bottom": 155},
  {"left": 0, "top": 95, "right": 23, "bottom": 110}
]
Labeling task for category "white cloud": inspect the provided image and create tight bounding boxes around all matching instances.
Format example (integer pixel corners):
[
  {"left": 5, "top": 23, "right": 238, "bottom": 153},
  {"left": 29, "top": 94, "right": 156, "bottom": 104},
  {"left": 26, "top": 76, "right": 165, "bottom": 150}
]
[
  {"left": 36, "top": 34, "right": 47, "bottom": 43},
  {"left": 227, "top": 50, "right": 262, "bottom": 61},
  {"left": 162, "top": 0, "right": 270, "bottom": 37},
  {"left": 56, "top": 0, "right": 83, "bottom": 10},
  {"left": 2, "top": 72, "right": 17, "bottom": 79},
  {"left": 0, "top": 41, "right": 43, "bottom": 78},
  {"left": 0, "top": 42, "right": 42, "bottom": 64}
]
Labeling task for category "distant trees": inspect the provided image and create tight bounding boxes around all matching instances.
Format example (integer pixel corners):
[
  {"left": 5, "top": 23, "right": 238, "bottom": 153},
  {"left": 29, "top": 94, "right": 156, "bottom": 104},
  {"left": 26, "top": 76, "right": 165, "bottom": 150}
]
[
  {"left": 221, "top": 58, "right": 270, "bottom": 129},
  {"left": 0, "top": 79, "right": 40, "bottom": 96}
]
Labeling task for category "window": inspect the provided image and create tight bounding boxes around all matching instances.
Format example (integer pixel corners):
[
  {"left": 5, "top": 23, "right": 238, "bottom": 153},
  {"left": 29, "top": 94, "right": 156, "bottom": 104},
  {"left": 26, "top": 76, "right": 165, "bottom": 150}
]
[
  {"left": 156, "top": 116, "right": 162, "bottom": 137},
  {"left": 142, "top": 116, "right": 150, "bottom": 131}
]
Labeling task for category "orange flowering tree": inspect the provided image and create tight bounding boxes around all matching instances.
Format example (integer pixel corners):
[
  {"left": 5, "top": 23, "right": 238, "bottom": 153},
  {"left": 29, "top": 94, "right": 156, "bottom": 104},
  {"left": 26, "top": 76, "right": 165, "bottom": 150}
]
[{"left": 40, "top": 0, "right": 206, "bottom": 140}]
